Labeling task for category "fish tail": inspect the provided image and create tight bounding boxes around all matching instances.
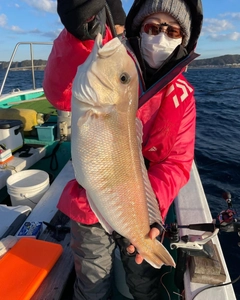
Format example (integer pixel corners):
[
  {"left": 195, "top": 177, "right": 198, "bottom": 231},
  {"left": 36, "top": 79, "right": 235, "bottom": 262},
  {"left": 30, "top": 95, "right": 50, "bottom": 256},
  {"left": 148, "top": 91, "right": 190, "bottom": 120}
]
[{"left": 141, "top": 239, "right": 176, "bottom": 269}]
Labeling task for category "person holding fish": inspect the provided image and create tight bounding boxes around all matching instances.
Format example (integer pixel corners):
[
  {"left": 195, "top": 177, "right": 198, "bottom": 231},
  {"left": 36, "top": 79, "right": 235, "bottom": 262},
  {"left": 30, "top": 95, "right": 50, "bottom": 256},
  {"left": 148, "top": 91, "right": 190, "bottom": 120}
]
[{"left": 43, "top": 0, "right": 203, "bottom": 299}]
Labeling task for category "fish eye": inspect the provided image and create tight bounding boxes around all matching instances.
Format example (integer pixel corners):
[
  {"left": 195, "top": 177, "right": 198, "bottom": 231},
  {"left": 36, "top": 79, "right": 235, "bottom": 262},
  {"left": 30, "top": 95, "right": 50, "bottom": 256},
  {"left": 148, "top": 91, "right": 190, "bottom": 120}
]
[{"left": 120, "top": 72, "right": 131, "bottom": 84}]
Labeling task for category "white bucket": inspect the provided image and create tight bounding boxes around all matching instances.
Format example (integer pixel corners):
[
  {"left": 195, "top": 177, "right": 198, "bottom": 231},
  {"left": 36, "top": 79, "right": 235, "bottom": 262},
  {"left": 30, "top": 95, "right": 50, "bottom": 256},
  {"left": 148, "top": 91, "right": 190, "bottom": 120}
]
[
  {"left": 114, "top": 247, "right": 134, "bottom": 299},
  {"left": 7, "top": 169, "right": 50, "bottom": 209}
]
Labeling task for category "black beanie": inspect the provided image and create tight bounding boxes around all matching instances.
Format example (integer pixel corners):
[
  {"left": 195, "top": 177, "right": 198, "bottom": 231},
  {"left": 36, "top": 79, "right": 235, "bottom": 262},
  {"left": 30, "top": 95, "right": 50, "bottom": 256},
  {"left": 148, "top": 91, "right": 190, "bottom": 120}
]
[{"left": 132, "top": 0, "right": 191, "bottom": 46}]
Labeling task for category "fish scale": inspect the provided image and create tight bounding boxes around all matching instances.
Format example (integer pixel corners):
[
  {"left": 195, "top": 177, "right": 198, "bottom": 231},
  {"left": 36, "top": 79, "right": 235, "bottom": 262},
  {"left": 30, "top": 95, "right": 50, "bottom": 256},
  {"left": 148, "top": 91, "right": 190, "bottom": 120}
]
[{"left": 71, "top": 33, "right": 175, "bottom": 268}]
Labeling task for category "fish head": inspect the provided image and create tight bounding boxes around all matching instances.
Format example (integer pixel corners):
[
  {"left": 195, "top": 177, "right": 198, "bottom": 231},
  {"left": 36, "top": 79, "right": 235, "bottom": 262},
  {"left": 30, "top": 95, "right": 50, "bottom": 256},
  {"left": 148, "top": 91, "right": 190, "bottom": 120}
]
[{"left": 72, "top": 33, "right": 139, "bottom": 114}]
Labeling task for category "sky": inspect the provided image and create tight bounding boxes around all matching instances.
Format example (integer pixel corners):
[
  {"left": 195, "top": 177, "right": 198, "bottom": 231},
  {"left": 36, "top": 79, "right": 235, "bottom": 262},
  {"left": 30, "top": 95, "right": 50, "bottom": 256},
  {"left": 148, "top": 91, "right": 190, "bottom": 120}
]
[{"left": 1, "top": 0, "right": 240, "bottom": 61}]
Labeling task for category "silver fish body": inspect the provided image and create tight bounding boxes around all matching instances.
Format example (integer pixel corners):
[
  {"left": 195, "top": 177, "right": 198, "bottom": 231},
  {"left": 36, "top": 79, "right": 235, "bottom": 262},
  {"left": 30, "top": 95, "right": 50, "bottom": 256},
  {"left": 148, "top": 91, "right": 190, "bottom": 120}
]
[{"left": 71, "top": 34, "right": 175, "bottom": 268}]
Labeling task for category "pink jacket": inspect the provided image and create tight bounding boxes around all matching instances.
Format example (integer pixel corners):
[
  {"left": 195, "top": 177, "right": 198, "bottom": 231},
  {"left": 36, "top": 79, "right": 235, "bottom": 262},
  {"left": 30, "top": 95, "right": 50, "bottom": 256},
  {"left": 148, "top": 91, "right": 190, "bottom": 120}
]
[{"left": 43, "top": 28, "right": 196, "bottom": 224}]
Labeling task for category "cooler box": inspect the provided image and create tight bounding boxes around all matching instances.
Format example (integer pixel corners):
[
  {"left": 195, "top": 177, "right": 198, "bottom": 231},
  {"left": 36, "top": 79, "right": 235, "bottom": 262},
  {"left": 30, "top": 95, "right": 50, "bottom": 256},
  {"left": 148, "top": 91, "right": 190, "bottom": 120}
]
[
  {"left": 0, "top": 119, "right": 23, "bottom": 152},
  {"left": 0, "top": 205, "right": 32, "bottom": 239}
]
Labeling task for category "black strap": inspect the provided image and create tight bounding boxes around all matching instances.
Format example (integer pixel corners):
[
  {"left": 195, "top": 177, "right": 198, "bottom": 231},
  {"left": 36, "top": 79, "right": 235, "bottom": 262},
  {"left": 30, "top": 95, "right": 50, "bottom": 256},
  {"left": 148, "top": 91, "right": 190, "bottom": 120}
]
[{"left": 105, "top": 3, "right": 117, "bottom": 38}]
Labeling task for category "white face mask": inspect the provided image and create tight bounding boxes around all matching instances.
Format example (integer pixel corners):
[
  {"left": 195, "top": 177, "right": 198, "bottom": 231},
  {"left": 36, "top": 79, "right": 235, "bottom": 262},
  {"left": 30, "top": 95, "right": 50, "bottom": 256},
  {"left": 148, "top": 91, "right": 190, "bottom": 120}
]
[{"left": 140, "top": 32, "right": 182, "bottom": 69}]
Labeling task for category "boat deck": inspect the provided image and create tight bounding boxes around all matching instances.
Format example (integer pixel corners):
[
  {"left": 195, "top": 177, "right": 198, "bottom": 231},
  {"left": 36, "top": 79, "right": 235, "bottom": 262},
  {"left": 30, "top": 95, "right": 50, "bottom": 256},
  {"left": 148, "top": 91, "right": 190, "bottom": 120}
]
[
  {"left": 21, "top": 160, "right": 180, "bottom": 300},
  {"left": 25, "top": 160, "right": 237, "bottom": 300},
  {"left": 0, "top": 97, "right": 71, "bottom": 202},
  {"left": 0, "top": 91, "right": 237, "bottom": 299}
]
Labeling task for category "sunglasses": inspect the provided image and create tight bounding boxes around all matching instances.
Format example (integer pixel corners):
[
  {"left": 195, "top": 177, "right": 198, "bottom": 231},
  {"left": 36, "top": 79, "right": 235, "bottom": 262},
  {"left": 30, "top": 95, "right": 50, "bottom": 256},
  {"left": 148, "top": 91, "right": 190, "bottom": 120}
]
[{"left": 142, "top": 22, "right": 183, "bottom": 39}]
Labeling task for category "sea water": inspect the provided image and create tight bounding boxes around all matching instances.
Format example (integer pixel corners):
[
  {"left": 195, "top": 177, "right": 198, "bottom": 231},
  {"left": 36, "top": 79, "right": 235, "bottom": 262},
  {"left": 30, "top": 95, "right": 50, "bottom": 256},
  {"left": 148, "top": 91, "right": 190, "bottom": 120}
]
[{"left": 186, "top": 68, "right": 240, "bottom": 298}]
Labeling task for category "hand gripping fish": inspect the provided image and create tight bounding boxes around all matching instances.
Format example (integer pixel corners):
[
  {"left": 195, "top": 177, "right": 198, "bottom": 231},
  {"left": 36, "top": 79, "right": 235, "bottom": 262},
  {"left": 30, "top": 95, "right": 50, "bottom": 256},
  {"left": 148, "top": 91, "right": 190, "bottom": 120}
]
[{"left": 71, "top": 33, "right": 175, "bottom": 268}]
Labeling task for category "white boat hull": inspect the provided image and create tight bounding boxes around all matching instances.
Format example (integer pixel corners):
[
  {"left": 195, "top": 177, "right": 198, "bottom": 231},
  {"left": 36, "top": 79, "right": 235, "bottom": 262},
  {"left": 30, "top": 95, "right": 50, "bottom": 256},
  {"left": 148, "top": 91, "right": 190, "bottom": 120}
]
[{"left": 175, "top": 161, "right": 236, "bottom": 300}]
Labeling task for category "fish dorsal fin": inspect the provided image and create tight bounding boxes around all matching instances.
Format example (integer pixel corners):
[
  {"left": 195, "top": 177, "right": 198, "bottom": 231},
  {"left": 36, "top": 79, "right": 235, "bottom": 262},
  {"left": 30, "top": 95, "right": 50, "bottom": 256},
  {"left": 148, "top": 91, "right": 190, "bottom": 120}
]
[{"left": 136, "top": 118, "right": 163, "bottom": 227}]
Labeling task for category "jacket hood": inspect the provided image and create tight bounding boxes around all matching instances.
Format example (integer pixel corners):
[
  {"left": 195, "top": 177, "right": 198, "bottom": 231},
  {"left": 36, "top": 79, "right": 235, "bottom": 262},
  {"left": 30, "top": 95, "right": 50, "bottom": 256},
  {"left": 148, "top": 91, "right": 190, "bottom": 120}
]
[{"left": 125, "top": 0, "right": 203, "bottom": 54}]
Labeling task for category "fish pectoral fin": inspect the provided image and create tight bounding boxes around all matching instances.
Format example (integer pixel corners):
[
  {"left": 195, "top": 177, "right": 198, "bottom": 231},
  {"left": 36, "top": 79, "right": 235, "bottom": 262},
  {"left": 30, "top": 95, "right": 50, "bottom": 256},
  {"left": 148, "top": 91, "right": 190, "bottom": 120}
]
[
  {"left": 77, "top": 110, "right": 93, "bottom": 127},
  {"left": 77, "top": 105, "right": 115, "bottom": 127}
]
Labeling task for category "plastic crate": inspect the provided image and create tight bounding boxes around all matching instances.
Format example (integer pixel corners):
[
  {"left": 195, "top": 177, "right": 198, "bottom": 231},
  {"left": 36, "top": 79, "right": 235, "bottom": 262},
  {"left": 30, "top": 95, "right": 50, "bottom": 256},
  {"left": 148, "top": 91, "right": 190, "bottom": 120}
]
[{"left": 36, "top": 123, "right": 57, "bottom": 142}]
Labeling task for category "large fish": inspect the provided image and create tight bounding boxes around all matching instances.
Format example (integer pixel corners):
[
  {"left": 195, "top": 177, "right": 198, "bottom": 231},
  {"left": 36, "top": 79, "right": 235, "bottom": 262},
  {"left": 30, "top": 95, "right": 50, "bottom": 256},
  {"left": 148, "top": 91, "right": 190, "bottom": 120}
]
[{"left": 71, "top": 33, "right": 175, "bottom": 268}]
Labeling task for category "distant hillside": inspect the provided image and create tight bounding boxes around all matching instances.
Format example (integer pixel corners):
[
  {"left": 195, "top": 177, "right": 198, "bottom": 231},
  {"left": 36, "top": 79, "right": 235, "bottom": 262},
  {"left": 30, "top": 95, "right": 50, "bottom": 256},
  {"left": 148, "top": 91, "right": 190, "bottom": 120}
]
[
  {"left": 0, "top": 59, "right": 47, "bottom": 71},
  {"left": 1, "top": 55, "right": 240, "bottom": 70},
  {"left": 189, "top": 54, "right": 240, "bottom": 68}
]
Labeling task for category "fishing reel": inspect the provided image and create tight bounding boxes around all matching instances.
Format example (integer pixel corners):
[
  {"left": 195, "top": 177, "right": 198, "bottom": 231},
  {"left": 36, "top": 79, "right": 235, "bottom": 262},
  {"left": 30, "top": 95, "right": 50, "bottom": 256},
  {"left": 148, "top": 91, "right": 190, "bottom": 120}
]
[
  {"left": 214, "top": 192, "right": 240, "bottom": 241},
  {"left": 164, "top": 191, "right": 240, "bottom": 253}
]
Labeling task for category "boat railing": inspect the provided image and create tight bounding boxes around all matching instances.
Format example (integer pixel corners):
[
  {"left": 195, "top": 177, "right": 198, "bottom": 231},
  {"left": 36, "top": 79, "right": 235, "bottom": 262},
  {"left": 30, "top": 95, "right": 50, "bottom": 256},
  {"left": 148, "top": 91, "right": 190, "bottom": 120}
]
[{"left": 0, "top": 41, "right": 53, "bottom": 96}]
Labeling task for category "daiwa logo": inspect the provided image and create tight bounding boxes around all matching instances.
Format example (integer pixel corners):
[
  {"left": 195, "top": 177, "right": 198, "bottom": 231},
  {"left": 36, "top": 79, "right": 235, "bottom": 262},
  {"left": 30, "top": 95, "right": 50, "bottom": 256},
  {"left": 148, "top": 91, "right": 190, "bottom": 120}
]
[{"left": 166, "top": 79, "right": 193, "bottom": 108}]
